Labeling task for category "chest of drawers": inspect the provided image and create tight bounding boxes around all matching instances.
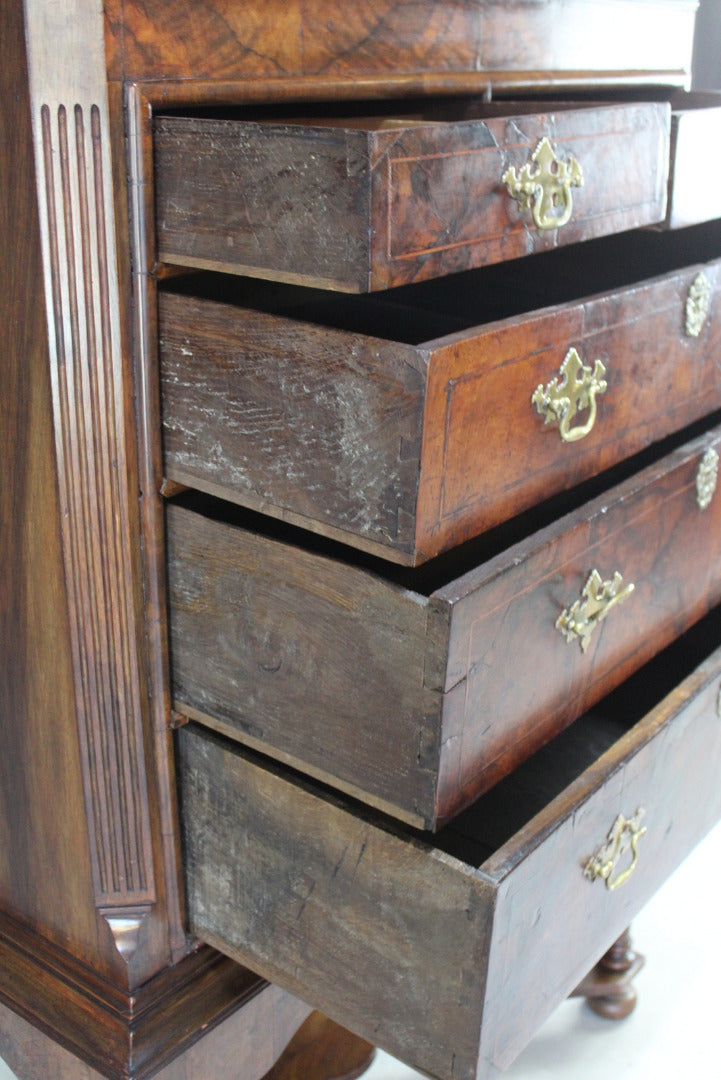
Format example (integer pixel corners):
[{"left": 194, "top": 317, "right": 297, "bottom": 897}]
[
  {"left": 3, "top": 3, "right": 721, "bottom": 1080},
  {"left": 159, "top": 74, "right": 721, "bottom": 1080},
  {"left": 178, "top": 618, "right": 721, "bottom": 1079}
]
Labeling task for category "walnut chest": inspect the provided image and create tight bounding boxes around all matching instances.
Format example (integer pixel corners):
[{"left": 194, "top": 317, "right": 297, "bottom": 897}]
[{"left": 148, "top": 9, "right": 721, "bottom": 1080}]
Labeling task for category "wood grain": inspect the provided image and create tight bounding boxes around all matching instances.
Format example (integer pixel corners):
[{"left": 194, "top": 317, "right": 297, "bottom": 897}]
[
  {"left": 167, "top": 423, "right": 721, "bottom": 828},
  {"left": 0, "top": 0, "right": 124, "bottom": 982},
  {"left": 166, "top": 499, "right": 442, "bottom": 827},
  {"left": 154, "top": 102, "right": 670, "bottom": 291},
  {"left": 178, "top": 727, "right": 495, "bottom": 1080},
  {"left": 159, "top": 290, "right": 426, "bottom": 560},
  {"left": 103, "top": 0, "right": 697, "bottom": 85},
  {"left": 261, "top": 1012, "right": 375, "bottom": 1080},
  {"left": 23, "top": 0, "right": 158, "bottom": 937},
  {"left": 160, "top": 240, "right": 721, "bottom": 563},
  {"left": 122, "top": 77, "right": 192, "bottom": 963},
  {"left": 0, "top": 911, "right": 312, "bottom": 1080},
  {"left": 177, "top": 634, "right": 721, "bottom": 1079}
]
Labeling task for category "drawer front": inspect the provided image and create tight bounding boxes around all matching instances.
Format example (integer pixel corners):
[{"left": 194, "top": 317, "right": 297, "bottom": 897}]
[
  {"left": 435, "top": 425, "right": 721, "bottom": 821},
  {"left": 668, "top": 93, "right": 721, "bottom": 228},
  {"left": 177, "top": 629, "right": 721, "bottom": 1080},
  {"left": 159, "top": 254, "right": 721, "bottom": 565},
  {"left": 167, "top": 425, "right": 721, "bottom": 829},
  {"left": 154, "top": 102, "right": 669, "bottom": 292}
]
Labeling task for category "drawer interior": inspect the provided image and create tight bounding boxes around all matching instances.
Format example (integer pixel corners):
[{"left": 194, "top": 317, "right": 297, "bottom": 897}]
[
  {"left": 435, "top": 603, "right": 721, "bottom": 867},
  {"left": 160, "top": 219, "right": 721, "bottom": 347}
]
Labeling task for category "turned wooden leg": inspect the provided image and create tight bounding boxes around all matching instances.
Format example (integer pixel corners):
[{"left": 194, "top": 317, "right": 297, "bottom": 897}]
[
  {"left": 261, "top": 1012, "right": 376, "bottom": 1080},
  {"left": 571, "top": 929, "right": 645, "bottom": 1020}
]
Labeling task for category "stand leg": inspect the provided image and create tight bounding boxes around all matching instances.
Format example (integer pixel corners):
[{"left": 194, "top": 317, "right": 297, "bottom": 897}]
[
  {"left": 571, "top": 929, "right": 645, "bottom": 1020},
  {"left": 261, "top": 1012, "right": 376, "bottom": 1080}
]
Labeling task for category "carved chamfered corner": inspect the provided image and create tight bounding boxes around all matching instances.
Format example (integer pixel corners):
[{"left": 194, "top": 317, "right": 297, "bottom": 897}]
[{"left": 101, "top": 908, "right": 151, "bottom": 964}]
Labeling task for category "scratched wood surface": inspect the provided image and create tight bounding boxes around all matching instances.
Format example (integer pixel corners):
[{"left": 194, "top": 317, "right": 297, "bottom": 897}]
[
  {"left": 160, "top": 230, "right": 721, "bottom": 564},
  {"left": 166, "top": 423, "right": 721, "bottom": 829},
  {"left": 177, "top": 625, "right": 721, "bottom": 1078},
  {"left": 154, "top": 101, "right": 670, "bottom": 291}
]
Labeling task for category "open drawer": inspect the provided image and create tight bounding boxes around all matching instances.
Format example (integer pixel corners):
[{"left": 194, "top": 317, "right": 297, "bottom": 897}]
[
  {"left": 159, "top": 227, "right": 721, "bottom": 564},
  {"left": 177, "top": 608, "right": 721, "bottom": 1080},
  {"left": 153, "top": 99, "right": 670, "bottom": 292},
  {"left": 167, "top": 423, "right": 721, "bottom": 829}
]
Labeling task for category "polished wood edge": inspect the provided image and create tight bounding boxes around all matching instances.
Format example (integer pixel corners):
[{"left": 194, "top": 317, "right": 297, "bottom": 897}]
[
  {"left": 0, "top": 908, "right": 270, "bottom": 1079},
  {"left": 571, "top": 929, "right": 645, "bottom": 1021},
  {"left": 261, "top": 1013, "right": 376, "bottom": 1080},
  {"left": 127, "top": 71, "right": 689, "bottom": 109}
]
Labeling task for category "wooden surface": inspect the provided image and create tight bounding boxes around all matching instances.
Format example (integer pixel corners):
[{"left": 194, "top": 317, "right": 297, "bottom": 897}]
[
  {"left": 0, "top": 0, "right": 119, "bottom": 980},
  {"left": 2, "top": 0, "right": 715, "bottom": 1077},
  {"left": 15, "top": 0, "right": 201, "bottom": 990},
  {"left": 166, "top": 424, "right": 721, "bottom": 828},
  {"left": 0, "top": 1004, "right": 376, "bottom": 1080},
  {"left": 261, "top": 1012, "right": 375, "bottom": 1080},
  {"left": 154, "top": 103, "right": 670, "bottom": 291},
  {"left": 103, "top": 0, "right": 697, "bottom": 85},
  {"left": 166, "top": 498, "right": 440, "bottom": 827},
  {"left": 0, "top": 972, "right": 311, "bottom": 1080},
  {"left": 0, "top": 2, "right": 316, "bottom": 1077},
  {"left": 177, "top": 627, "right": 721, "bottom": 1079},
  {"left": 159, "top": 289, "right": 427, "bottom": 561},
  {"left": 435, "top": 424, "right": 721, "bottom": 822},
  {"left": 160, "top": 237, "right": 721, "bottom": 563},
  {"left": 0, "top": 907, "right": 312, "bottom": 1080}
]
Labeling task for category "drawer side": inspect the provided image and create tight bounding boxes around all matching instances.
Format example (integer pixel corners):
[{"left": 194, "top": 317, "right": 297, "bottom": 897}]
[
  {"left": 155, "top": 119, "right": 373, "bottom": 292},
  {"left": 178, "top": 726, "right": 495, "bottom": 1080},
  {"left": 166, "top": 503, "right": 443, "bottom": 826},
  {"left": 159, "top": 292, "right": 427, "bottom": 560}
]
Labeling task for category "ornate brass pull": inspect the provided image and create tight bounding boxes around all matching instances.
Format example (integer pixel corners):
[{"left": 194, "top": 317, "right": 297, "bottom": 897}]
[
  {"left": 532, "top": 348, "right": 607, "bottom": 443},
  {"left": 556, "top": 569, "right": 635, "bottom": 653},
  {"left": 584, "top": 809, "right": 647, "bottom": 891},
  {"left": 502, "top": 137, "right": 584, "bottom": 231}
]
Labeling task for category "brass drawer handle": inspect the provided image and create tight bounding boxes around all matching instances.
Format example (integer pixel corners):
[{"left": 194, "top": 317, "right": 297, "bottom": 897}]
[
  {"left": 502, "top": 137, "right": 584, "bottom": 231},
  {"left": 685, "top": 272, "right": 711, "bottom": 337},
  {"left": 532, "top": 347, "right": 607, "bottom": 443},
  {"left": 584, "top": 809, "right": 647, "bottom": 891},
  {"left": 556, "top": 569, "right": 635, "bottom": 653}
]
